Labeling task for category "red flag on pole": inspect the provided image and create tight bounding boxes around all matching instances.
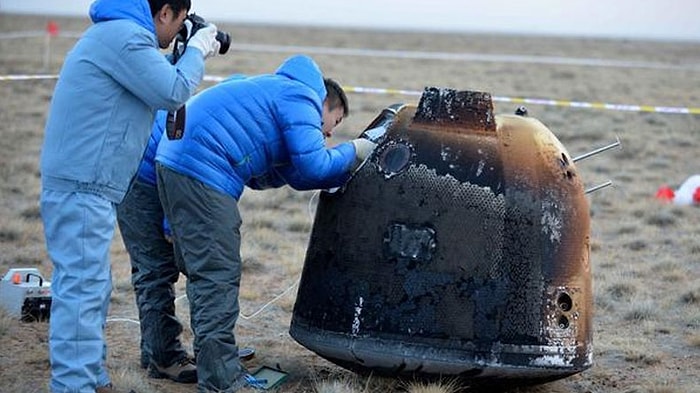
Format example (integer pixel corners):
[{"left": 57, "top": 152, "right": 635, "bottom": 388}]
[{"left": 47, "top": 21, "right": 59, "bottom": 37}]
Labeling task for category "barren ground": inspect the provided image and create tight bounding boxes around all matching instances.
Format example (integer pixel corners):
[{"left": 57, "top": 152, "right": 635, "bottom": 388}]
[{"left": 1, "top": 13, "right": 699, "bottom": 393}]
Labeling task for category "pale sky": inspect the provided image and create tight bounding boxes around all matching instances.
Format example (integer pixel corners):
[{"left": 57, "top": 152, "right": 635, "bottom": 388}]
[{"left": 1, "top": 0, "right": 698, "bottom": 42}]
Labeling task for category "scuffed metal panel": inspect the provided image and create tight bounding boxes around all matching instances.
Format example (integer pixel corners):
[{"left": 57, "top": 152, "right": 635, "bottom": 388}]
[{"left": 290, "top": 87, "right": 592, "bottom": 384}]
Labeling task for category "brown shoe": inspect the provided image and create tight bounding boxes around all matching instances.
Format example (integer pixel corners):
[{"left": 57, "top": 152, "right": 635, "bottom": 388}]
[
  {"left": 95, "top": 383, "right": 136, "bottom": 393},
  {"left": 148, "top": 357, "right": 197, "bottom": 383}
]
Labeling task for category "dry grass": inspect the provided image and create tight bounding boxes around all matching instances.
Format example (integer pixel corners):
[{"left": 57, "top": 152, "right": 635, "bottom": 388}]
[
  {"left": 400, "top": 378, "right": 463, "bottom": 393},
  {"left": 2, "top": 12, "right": 700, "bottom": 393},
  {"left": 0, "top": 308, "right": 13, "bottom": 337}
]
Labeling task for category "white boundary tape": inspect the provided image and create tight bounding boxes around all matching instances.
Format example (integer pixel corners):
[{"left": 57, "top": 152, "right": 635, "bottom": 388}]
[
  {"left": 341, "top": 86, "right": 700, "bottom": 115},
  {"left": 0, "top": 74, "right": 698, "bottom": 115},
  {"left": 1, "top": 30, "right": 698, "bottom": 72},
  {"left": 0, "top": 31, "right": 82, "bottom": 39},
  {"left": 229, "top": 43, "right": 700, "bottom": 72},
  {"left": 232, "top": 77, "right": 700, "bottom": 115},
  {"left": 0, "top": 31, "right": 47, "bottom": 39},
  {"left": 0, "top": 74, "right": 58, "bottom": 81}
]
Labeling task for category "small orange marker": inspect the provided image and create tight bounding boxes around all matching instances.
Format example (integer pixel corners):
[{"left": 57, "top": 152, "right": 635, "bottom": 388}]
[
  {"left": 12, "top": 272, "right": 22, "bottom": 284},
  {"left": 655, "top": 185, "right": 675, "bottom": 202}
]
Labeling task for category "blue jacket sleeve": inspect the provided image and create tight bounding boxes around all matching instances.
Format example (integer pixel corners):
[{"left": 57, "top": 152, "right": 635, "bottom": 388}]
[{"left": 110, "top": 32, "right": 204, "bottom": 112}]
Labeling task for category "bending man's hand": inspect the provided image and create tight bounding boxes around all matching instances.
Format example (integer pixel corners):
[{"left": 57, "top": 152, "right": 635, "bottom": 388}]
[
  {"left": 188, "top": 24, "right": 221, "bottom": 59},
  {"left": 351, "top": 138, "right": 377, "bottom": 170}
]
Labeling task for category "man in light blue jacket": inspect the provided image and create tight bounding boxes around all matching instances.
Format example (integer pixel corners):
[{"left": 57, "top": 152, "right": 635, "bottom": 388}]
[
  {"left": 155, "top": 54, "right": 376, "bottom": 392},
  {"left": 39, "top": 0, "right": 221, "bottom": 392}
]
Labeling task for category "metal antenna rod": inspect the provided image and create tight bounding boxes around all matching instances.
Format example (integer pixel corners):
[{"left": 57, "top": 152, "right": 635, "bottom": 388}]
[
  {"left": 585, "top": 180, "right": 613, "bottom": 195},
  {"left": 573, "top": 135, "right": 621, "bottom": 163}
]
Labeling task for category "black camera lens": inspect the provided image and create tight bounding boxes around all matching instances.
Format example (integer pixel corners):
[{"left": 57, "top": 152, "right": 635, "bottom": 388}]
[
  {"left": 183, "top": 13, "right": 231, "bottom": 56},
  {"left": 216, "top": 31, "right": 231, "bottom": 55}
]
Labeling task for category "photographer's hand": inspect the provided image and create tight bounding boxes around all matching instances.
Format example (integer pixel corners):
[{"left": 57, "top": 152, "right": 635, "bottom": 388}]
[
  {"left": 181, "top": 19, "right": 194, "bottom": 40},
  {"left": 188, "top": 23, "right": 221, "bottom": 59}
]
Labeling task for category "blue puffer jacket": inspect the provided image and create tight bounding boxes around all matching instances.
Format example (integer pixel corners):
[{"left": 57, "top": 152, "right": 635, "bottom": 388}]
[
  {"left": 155, "top": 55, "right": 356, "bottom": 199},
  {"left": 137, "top": 74, "right": 249, "bottom": 186},
  {"left": 136, "top": 113, "right": 166, "bottom": 186},
  {"left": 40, "top": 0, "right": 205, "bottom": 203}
]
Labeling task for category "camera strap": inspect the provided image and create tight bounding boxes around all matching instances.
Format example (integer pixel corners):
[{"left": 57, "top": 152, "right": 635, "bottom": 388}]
[
  {"left": 165, "top": 107, "right": 186, "bottom": 140},
  {"left": 165, "top": 34, "right": 187, "bottom": 140}
]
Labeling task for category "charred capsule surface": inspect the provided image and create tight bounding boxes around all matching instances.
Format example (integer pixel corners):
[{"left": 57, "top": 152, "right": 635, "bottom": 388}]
[{"left": 290, "top": 88, "right": 592, "bottom": 384}]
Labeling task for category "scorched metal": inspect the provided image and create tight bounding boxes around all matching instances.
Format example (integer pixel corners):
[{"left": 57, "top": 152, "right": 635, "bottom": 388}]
[{"left": 290, "top": 87, "right": 592, "bottom": 384}]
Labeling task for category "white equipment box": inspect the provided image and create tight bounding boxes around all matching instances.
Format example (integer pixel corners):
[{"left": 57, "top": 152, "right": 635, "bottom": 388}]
[{"left": 0, "top": 268, "right": 52, "bottom": 321}]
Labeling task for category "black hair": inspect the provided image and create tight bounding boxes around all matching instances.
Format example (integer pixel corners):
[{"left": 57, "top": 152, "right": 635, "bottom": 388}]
[
  {"left": 324, "top": 78, "right": 349, "bottom": 116},
  {"left": 148, "top": 0, "right": 191, "bottom": 17}
]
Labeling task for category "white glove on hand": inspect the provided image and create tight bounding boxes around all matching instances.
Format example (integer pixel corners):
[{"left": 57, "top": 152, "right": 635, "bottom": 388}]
[
  {"left": 187, "top": 23, "right": 221, "bottom": 59},
  {"left": 351, "top": 138, "right": 377, "bottom": 170},
  {"left": 181, "top": 19, "right": 194, "bottom": 40}
]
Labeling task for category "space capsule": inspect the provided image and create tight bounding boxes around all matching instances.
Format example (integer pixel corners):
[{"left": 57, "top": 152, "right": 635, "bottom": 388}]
[{"left": 290, "top": 87, "right": 593, "bottom": 384}]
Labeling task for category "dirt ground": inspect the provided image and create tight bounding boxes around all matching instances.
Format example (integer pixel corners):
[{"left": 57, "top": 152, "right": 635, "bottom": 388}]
[{"left": 1, "top": 12, "right": 699, "bottom": 393}]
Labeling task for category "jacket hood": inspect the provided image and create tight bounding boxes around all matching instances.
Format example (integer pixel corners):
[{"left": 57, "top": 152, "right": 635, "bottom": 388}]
[
  {"left": 275, "top": 55, "right": 326, "bottom": 102},
  {"left": 89, "top": 0, "right": 156, "bottom": 34}
]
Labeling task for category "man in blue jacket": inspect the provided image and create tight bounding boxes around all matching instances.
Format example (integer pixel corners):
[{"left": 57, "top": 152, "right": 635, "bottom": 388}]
[
  {"left": 116, "top": 115, "right": 193, "bottom": 383},
  {"left": 154, "top": 54, "right": 376, "bottom": 392},
  {"left": 38, "top": 0, "right": 221, "bottom": 392}
]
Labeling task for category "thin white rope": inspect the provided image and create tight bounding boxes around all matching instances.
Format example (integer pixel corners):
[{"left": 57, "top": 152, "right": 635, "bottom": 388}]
[
  {"left": 107, "top": 190, "right": 322, "bottom": 324},
  {"left": 239, "top": 278, "right": 300, "bottom": 320},
  {"left": 106, "top": 317, "right": 139, "bottom": 325}
]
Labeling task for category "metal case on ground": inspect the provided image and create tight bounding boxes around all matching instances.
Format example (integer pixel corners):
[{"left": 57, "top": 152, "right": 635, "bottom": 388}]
[{"left": 0, "top": 268, "right": 52, "bottom": 322}]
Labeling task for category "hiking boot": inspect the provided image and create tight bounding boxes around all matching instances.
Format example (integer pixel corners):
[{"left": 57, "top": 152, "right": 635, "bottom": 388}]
[
  {"left": 148, "top": 357, "right": 197, "bottom": 383},
  {"left": 95, "top": 383, "right": 137, "bottom": 393}
]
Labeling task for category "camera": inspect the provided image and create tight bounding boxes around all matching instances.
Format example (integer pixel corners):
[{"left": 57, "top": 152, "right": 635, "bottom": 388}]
[
  {"left": 182, "top": 13, "right": 231, "bottom": 55},
  {"left": 167, "top": 13, "right": 230, "bottom": 141}
]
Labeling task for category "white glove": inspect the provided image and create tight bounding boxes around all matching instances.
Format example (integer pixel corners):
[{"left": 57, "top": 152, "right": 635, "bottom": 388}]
[
  {"left": 350, "top": 138, "right": 377, "bottom": 170},
  {"left": 181, "top": 19, "right": 194, "bottom": 40},
  {"left": 187, "top": 23, "right": 221, "bottom": 59}
]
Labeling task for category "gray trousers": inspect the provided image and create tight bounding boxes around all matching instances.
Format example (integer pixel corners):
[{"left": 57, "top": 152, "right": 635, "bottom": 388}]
[
  {"left": 156, "top": 164, "right": 246, "bottom": 393},
  {"left": 116, "top": 178, "right": 188, "bottom": 368}
]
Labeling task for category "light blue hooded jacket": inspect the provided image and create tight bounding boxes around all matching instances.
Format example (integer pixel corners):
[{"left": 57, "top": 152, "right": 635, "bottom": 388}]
[
  {"left": 155, "top": 55, "right": 357, "bottom": 200},
  {"left": 40, "top": 0, "right": 205, "bottom": 203}
]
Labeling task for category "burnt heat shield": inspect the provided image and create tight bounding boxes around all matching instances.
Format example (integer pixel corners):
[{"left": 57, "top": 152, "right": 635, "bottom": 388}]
[{"left": 290, "top": 88, "right": 592, "bottom": 384}]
